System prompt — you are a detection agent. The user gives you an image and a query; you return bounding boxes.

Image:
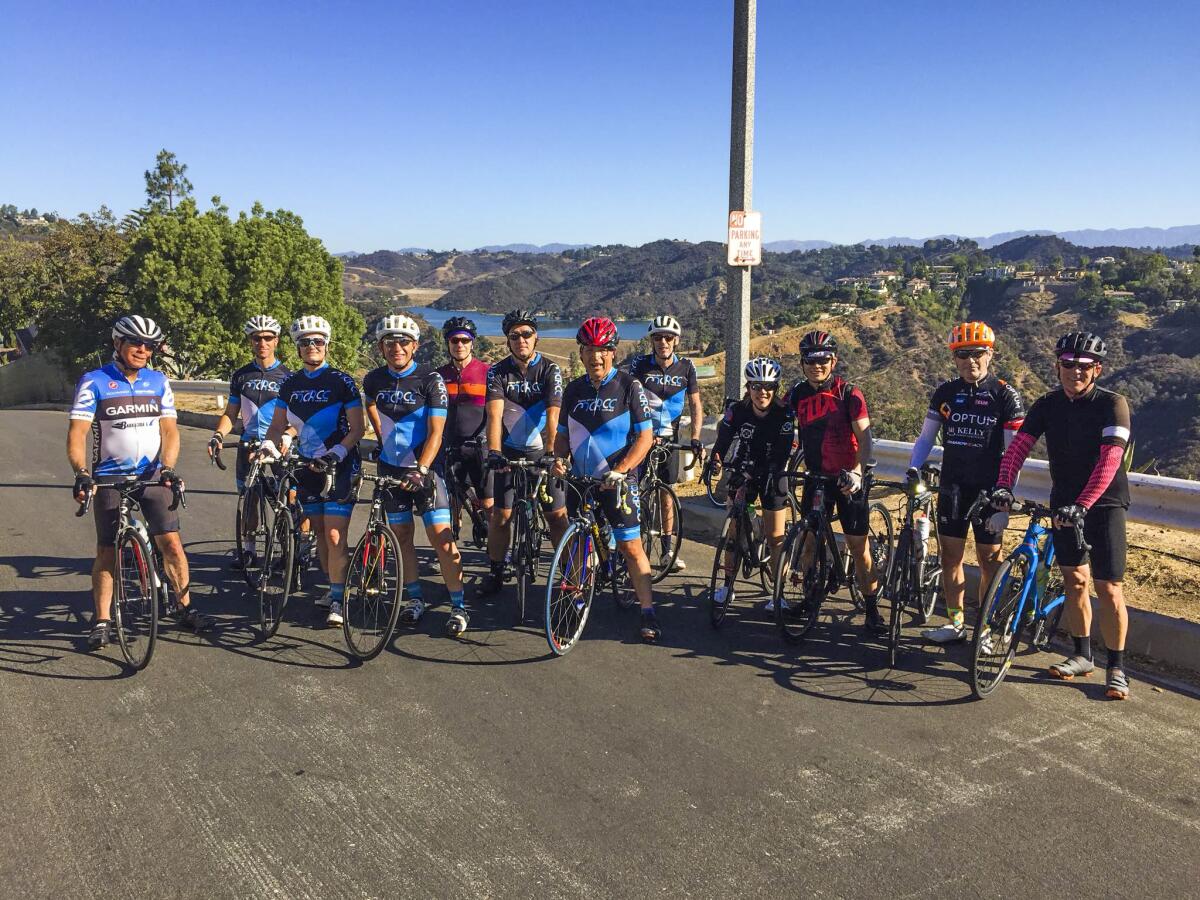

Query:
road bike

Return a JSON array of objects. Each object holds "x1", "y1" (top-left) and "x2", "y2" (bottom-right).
[
  {"x1": 772, "y1": 467, "x2": 893, "y2": 645},
  {"x1": 341, "y1": 471, "x2": 406, "y2": 660},
  {"x1": 212, "y1": 437, "x2": 274, "y2": 587},
  {"x1": 504, "y1": 457, "x2": 555, "y2": 625},
  {"x1": 543, "y1": 476, "x2": 635, "y2": 656},
  {"x1": 638, "y1": 439, "x2": 685, "y2": 581},
  {"x1": 879, "y1": 464, "x2": 944, "y2": 667},
  {"x1": 445, "y1": 437, "x2": 490, "y2": 551},
  {"x1": 75, "y1": 476, "x2": 186, "y2": 671},
  {"x1": 707, "y1": 464, "x2": 786, "y2": 628},
  {"x1": 969, "y1": 494, "x2": 1076, "y2": 699}
]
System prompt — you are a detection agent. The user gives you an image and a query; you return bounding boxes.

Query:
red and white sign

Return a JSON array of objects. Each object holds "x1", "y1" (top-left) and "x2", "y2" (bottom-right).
[{"x1": 727, "y1": 210, "x2": 762, "y2": 266}]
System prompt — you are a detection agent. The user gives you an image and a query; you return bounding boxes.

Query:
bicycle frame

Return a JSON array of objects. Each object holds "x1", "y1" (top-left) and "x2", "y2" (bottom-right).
[{"x1": 994, "y1": 516, "x2": 1063, "y2": 640}]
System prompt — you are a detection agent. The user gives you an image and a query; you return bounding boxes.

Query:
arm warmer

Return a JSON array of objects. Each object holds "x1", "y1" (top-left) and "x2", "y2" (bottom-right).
[
  {"x1": 1076, "y1": 443, "x2": 1125, "y2": 509},
  {"x1": 907, "y1": 415, "x2": 940, "y2": 469},
  {"x1": 996, "y1": 431, "x2": 1036, "y2": 489}
]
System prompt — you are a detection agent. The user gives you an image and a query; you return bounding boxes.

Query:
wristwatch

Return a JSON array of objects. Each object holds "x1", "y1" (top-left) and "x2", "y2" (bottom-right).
[{"x1": 417, "y1": 463, "x2": 429, "y2": 476}]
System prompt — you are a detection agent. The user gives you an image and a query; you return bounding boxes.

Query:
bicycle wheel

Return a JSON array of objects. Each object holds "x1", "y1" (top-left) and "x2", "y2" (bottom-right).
[
  {"x1": 708, "y1": 516, "x2": 742, "y2": 629},
  {"x1": 235, "y1": 480, "x2": 271, "y2": 588},
  {"x1": 1030, "y1": 569, "x2": 1066, "y2": 652},
  {"x1": 113, "y1": 525, "x2": 159, "y2": 670},
  {"x1": 608, "y1": 546, "x2": 636, "y2": 610},
  {"x1": 257, "y1": 510, "x2": 294, "y2": 640},
  {"x1": 918, "y1": 564, "x2": 941, "y2": 624},
  {"x1": 545, "y1": 522, "x2": 598, "y2": 656},
  {"x1": 513, "y1": 501, "x2": 532, "y2": 624},
  {"x1": 775, "y1": 525, "x2": 827, "y2": 644},
  {"x1": 641, "y1": 482, "x2": 681, "y2": 583},
  {"x1": 887, "y1": 549, "x2": 913, "y2": 669},
  {"x1": 448, "y1": 482, "x2": 464, "y2": 545},
  {"x1": 850, "y1": 501, "x2": 895, "y2": 608},
  {"x1": 343, "y1": 524, "x2": 403, "y2": 660},
  {"x1": 970, "y1": 555, "x2": 1030, "y2": 699},
  {"x1": 703, "y1": 460, "x2": 729, "y2": 507}
]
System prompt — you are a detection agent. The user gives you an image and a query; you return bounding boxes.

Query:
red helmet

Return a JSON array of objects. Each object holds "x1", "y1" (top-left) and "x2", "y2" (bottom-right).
[{"x1": 577, "y1": 316, "x2": 619, "y2": 349}]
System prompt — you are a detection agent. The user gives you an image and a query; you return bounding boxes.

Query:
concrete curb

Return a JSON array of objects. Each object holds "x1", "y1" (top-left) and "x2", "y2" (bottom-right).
[{"x1": 678, "y1": 497, "x2": 1200, "y2": 679}]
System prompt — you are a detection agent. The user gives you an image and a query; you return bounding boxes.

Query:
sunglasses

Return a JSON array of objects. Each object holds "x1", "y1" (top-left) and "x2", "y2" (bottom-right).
[
  {"x1": 122, "y1": 338, "x2": 159, "y2": 351},
  {"x1": 447, "y1": 336, "x2": 473, "y2": 345},
  {"x1": 250, "y1": 334, "x2": 277, "y2": 343},
  {"x1": 383, "y1": 337, "x2": 415, "y2": 349},
  {"x1": 1058, "y1": 359, "x2": 1097, "y2": 371},
  {"x1": 954, "y1": 348, "x2": 988, "y2": 360},
  {"x1": 508, "y1": 330, "x2": 536, "y2": 340},
  {"x1": 296, "y1": 337, "x2": 327, "y2": 348},
  {"x1": 652, "y1": 334, "x2": 676, "y2": 341},
  {"x1": 748, "y1": 382, "x2": 778, "y2": 392},
  {"x1": 802, "y1": 355, "x2": 833, "y2": 365}
]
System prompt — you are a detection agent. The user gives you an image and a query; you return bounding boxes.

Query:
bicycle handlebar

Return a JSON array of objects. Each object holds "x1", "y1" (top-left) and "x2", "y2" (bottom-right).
[
  {"x1": 968, "y1": 491, "x2": 1091, "y2": 552},
  {"x1": 74, "y1": 476, "x2": 187, "y2": 516}
]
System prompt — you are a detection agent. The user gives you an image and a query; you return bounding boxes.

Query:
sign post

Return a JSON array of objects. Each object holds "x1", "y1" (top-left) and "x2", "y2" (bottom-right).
[{"x1": 725, "y1": 0, "x2": 756, "y2": 402}]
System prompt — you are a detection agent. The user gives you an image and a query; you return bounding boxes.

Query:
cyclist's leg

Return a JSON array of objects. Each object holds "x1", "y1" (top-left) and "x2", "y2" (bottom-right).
[
  {"x1": 486, "y1": 463, "x2": 516, "y2": 567},
  {"x1": 760, "y1": 474, "x2": 790, "y2": 575},
  {"x1": 1085, "y1": 507, "x2": 1129, "y2": 693},
  {"x1": 836, "y1": 488, "x2": 882, "y2": 628},
  {"x1": 317, "y1": 461, "x2": 355, "y2": 613},
  {"x1": 655, "y1": 451, "x2": 677, "y2": 552},
  {"x1": 91, "y1": 487, "x2": 121, "y2": 622},
  {"x1": 542, "y1": 472, "x2": 569, "y2": 548},
  {"x1": 419, "y1": 473, "x2": 464, "y2": 599},
  {"x1": 1049, "y1": 517, "x2": 1096, "y2": 674},
  {"x1": 140, "y1": 483, "x2": 189, "y2": 605}
]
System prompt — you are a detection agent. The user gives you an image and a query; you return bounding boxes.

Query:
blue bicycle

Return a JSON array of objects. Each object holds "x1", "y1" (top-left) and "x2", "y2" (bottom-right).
[{"x1": 968, "y1": 494, "x2": 1087, "y2": 699}]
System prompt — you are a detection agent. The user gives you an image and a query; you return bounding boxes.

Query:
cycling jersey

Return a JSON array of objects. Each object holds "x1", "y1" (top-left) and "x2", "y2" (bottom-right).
[
  {"x1": 926, "y1": 374, "x2": 1024, "y2": 485},
  {"x1": 712, "y1": 400, "x2": 794, "y2": 482},
  {"x1": 362, "y1": 362, "x2": 448, "y2": 468},
  {"x1": 624, "y1": 353, "x2": 699, "y2": 437},
  {"x1": 558, "y1": 368, "x2": 651, "y2": 477},
  {"x1": 278, "y1": 364, "x2": 362, "y2": 463},
  {"x1": 786, "y1": 376, "x2": 867, "y2": 476},
  {"x1": 69, "y1": 362, "x2": 177, "y2": 479},
  {"x1": 437, "y1": 357, "x2": 489, "y2": 445},
  {"x1": 1018, "y1": 386, "x2": 1131, "y2": 509},
  {"x1": 486, "y1": 353, "x2": 562, "y2": 451},
  {"x1": 228, "y1": 360, "x2": 291, "y2": 440}
]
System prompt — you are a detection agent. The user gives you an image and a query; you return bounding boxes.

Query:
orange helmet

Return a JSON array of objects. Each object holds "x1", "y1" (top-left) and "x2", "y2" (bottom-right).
[{"x1": 947, "y1": 321, "x2": 995, "y2": 350}]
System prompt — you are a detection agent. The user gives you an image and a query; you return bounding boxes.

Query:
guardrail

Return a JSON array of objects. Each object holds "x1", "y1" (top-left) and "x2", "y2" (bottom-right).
[{"x1": 172, "y1": 379, "x2": 229, "y2": 395}]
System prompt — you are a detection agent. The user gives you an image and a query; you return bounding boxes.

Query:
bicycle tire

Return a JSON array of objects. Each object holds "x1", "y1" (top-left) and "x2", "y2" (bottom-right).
[
  {"x1": 235, "y1": 480, "x2": 271, "y2": 588},
  {"x1": 708, "y1": 517, "x2": 742, "y2": 629},
  {"x1": 887, "y1": 535, "x2": 912, "y2": 668},
  {"x1": 641, "y1": 482, "x2": 681, "y2": 583},
  {"x1": 256, "y1": 509, "x2": 294, "y2": 640},
  {"x1": 1031, "y1": 569, "x2": 1066, "y2": 652},
  {"x1": 545, "y1": 521, "x2": 598, "y2": 656},
  {"x1": 113, "y1": 525, "x2": 159, "y2": 670},
  {"x1": 775, "y1": 524, "x2": 827, "y2": 644},
  {"x1": 918, "y1": 564, "x2": 941, "y2": 624},
  {"x1": 448, "y1": 481, "x2": 464, "y2": 546},
  {"x1": 970, "y1": 555, "x2": 1029, "y2": 699},
  {"x1": 702, "y1": 459, "x2": 728, "y2": 507},
  {"x1": 343, "y1": 524, "x2": 403, "y2": 660},
  {"x1": 513, "y1": 500, "x2": 533, "y2": 624}
]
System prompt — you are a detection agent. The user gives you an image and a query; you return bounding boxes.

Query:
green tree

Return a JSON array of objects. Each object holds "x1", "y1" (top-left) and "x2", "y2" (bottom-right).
[{"x1": 144, "y1": 149, "x2": 194, "y2": 212}]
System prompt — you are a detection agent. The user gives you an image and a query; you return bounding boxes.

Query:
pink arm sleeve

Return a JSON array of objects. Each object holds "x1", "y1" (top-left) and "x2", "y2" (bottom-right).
[
  {"x1": 1075, "y1": 443, "x2": 1125, "y2": 509},
  {"x1": 996, "y1": 432, "x2": 1036, "y2": 489}
]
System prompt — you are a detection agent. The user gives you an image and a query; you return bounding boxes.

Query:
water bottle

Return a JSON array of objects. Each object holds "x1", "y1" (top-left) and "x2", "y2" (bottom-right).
[{"x1": 603, "y1": 523, "x2": 617, "y2": 552}]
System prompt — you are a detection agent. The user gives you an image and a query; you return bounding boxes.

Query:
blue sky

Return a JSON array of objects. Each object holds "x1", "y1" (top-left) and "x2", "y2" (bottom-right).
[{"x1": 3, "y1": 0, "x2": 1198, "y2": 251}]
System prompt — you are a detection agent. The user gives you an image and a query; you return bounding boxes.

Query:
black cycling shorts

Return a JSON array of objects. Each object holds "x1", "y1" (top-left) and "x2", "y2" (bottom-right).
[
  {"x1": 936, "y1": 482, "x2": 996, "y2": 544},
  {"x1": 735, "y1": 472, "x2": 792, "y2": 513},
  {"x1": 494, "y1": 447, "x2": 565, "y2": 512},
  {"x1": 800, "y1": 477, "x2": 868, "y2": 537},
  {"x1": 1052, "y1": 505, "x2": 1127, "y2": 582},
  {"x1": 639, "y1": 444, "x2": 678, "y2": 487},
  {"x1": 93, "y1": 480, "x2": 180, "y2": 547},
  {"x1": 378, "y1": 461, "x2": 452, "y2": 529},
  {"x1": 295, "y1": 457, "x2": 358, "y2": 519},
  {"x1": 567, "y1": 476, "x2": 641, "y2": 543},
  {"x1": 447, "y1": 443, "x2": 493, "y2": 501}
]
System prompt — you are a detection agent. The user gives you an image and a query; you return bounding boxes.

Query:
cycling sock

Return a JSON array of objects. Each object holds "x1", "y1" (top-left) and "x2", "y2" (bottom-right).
[
  {"x1": 450, "y1": 589, "x2": 465, "y2": 609},
  {"x1": 947, "y1": 606, "x2": 965, "y2": 628},
  {"x1": 863, "y1": 593, "x2": 879, "y2": 609},
  {"x1": 330, "y1": 583, "x2": 345, "y2": 603},
  {"x1": 405, "y1": 581, "x2": 423, "y2": 601},
  {"x1": 1108, "y1": 648, "x2": 1125, "y2": 670},
  {"x1": 489, "y1": 559, "x2": 505, "y2": 576},
  {"x1": 1073, "y1": 635, "x2": 1092, "y2": 659}
]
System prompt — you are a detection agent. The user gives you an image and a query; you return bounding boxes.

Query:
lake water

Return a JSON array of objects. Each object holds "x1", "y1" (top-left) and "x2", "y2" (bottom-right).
[{"x1": 405, "y1": 308, "x2": 651, "y2": 340}]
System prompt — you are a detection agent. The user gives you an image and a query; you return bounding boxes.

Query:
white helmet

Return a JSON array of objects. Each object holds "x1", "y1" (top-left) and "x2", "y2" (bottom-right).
[
  {"x1": 112, "y1": 315, "x2": 164, "y2": 344},
  {"x1": 244, "y1": 314, "x2": 282, "y2": 336},
  {"x1": 648, "y1": 315, "x2": 681, "y2": 337},
  {"x1": 375, "y1": 314, "x2": 421, "y2": 341},
  {"x1": 289, "y1": 315, "x2": 332, "y2": 343},
  {"x1": 744, "y1": 356, "x2": 782, "y2": 384}
]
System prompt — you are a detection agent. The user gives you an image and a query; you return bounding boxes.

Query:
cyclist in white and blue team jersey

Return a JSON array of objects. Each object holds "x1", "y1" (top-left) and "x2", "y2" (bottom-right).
[
  {"x1": 262, "y1": 315, "x2": 365, "y2": 627},
  {"x1": 553, "y1": 316, "x2": 661, "y2": 642},
  {"x1": 362, "y1": 315, "x2": 471, "y2": 636},
  {"x1": 208, "y1": 314, "x2": 292, "y2": 569},
  {"x1": 67, "y1": 315, "x2": 209, "y2": 650},
  {"x1": 623, "y1": 314, "x2": 704, "y2": 571},
  {"x1": 479, "y1": 309, "x2": 568, "y2": 595}
]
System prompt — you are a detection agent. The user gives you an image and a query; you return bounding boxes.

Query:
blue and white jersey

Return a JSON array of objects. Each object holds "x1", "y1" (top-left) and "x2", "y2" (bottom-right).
[
  {"x1": 278, "y1": 364, "x2": 362, "y2": 462},
  {"x1": 558, "y1": 368, "x2": 652, "y2": 477},
  {"x1": 624, "y1": 353, "x2": 700, "y2": 437},
  {"x1": 69, "y1": 362, "x2": 177, "y2": 478},
  {"x1": 228, "y1": 360, "x2": 291, "y2": 440},
  {"x1": 485, "y1": 352, "x2": 563, "y2": 451},
  {"x1": 363, "y1": 362, "x2": 448, "y2": 468}
]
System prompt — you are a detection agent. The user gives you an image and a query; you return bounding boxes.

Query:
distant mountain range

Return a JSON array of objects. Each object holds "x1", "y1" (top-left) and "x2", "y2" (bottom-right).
[
  {"x1": 338, "y1": 243, "x2": 590, "y2": 258},
  {"x1": 767, "y1": 225, "x2": 1200, "y2": 252}
]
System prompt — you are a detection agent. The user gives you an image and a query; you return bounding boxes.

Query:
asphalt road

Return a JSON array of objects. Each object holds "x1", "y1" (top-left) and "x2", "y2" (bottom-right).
[{"x1": 1, "y1": 409, "x2": 1198, "y2": 899}]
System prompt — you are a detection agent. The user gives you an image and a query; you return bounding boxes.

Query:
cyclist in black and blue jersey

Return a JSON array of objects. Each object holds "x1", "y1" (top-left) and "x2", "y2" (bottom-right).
[
  {"x1": 479, "y1": 309, "x2": 568, "y2": 595},
  {"x1": 553, "y1": 316, "x2": 661, "y2": 641},
  {"x1": 363, "y1": 314, "x2": 471, "y2": 636},
  {"x1": 623, "y1": 314, "x2": 704, "y2": 572},
  {"x1": 262, "y1": 315, "x2": 365, "y2": 628},
  {"x1": 208, "y1": 314, "x2": 292, "y2": 569}
]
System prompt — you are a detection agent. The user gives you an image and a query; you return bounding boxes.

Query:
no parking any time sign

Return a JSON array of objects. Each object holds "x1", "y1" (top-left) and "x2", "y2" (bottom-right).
[{"x1": 727, "y1": 210, "x2": 762, "y2": 266}]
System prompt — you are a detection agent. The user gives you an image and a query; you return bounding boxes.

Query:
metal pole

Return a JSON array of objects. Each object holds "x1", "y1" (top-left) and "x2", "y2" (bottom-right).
[{"x1": 725, "y1": 0, "x2": 755, "y2": 401}]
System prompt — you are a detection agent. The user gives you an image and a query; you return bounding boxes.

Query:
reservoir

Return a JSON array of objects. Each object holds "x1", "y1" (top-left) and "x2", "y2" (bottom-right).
[{"x1": 404, "y1": 308, "x2": 651, "y2": 340}]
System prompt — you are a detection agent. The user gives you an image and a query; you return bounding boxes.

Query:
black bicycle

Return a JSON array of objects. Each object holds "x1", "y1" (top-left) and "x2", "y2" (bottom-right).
[
  {"x1": 505, "y1": 457, "x2": 554, "y2": 625},
  {"x1": 880, "y1": 464, "x2": 944, "y2": 667},
  {"x1": 445, "y1": 437, "x2": 490, "y2": 551},
  {"x1": 772, "y1": 467, "x2": 894, "y2": 645},
  {"x1": 707, "y1": 464, "x2": 781, "y2": 628},
  {"x1": 75, "y1": 476, "x2": 186, "y2": 671},
  {"x1": 638, "y1": 439, "x2": 685, "y2": 581},
  {"x1": 341, "y1": 471, "x2": 406, "y2": 660},
  {"x1": 212, "y1": 437, "x2": 275, "y2": 587}
]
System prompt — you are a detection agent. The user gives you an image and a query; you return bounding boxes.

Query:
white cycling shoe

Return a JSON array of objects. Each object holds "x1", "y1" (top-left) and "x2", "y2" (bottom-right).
[{"x1": 922, "y1": 622, "x2": 967, "y2": 644}]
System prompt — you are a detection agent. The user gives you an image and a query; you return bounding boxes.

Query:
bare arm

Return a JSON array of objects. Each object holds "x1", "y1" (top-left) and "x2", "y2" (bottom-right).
[
  {"x1": 67, "y1": 418, "x2": 92, "y2": 475},
  {"x1": 159, "y1": 417, "x2": 181, "y2": 469},
  {"x1": 214, "y1": 401, "x2": 239, "y2": 438},
  {"x1": 851, "y1": 417, "x2": 873, "y2": 473},
  {"x1": 688, "y1": 392, "x2": 704, "y2": 443},
  {"x1": 542, "y1": 405, "x2": 561, "y2": 454},
  {"x1": 341, "y1": 405, "x2": 365, "y2": 454},
  {"x1": 486, "y1": 398, "x2": 504, "y2": 453},
  {"x1": 364, "y1": 402, "x2": 384, "y2": 453},
  {"x1": 265, "y1": 403, "x2": 292, "y2": 447},
  {"x1": 419, "y1": 415, "x2": 445, "y2": 470}
]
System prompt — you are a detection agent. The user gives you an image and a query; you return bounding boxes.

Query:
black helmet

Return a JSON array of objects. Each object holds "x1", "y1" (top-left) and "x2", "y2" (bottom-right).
[
  {"x1": 1055, "y1": 332, "x2": 1107, "y2": 360},
  {"x1": 442, "y1": 316, "x2": 477, "y2": 340},
  {"x1": 799, "y1": 330, "x2": 837, "y2": 357},
  {"x1": 502, "y1": 309, "x2": 537, "y2": 335}
]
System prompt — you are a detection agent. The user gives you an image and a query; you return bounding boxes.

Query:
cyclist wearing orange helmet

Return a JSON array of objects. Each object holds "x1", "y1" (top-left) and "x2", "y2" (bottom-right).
[{"x1": 907, "y1": 321, "x2": 1025, "y2": 643}]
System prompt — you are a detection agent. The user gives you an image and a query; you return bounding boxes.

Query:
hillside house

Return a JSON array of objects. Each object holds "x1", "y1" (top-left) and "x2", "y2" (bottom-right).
[
  {"x1": 1094, "y1": 256, "x2": 1117, "y2": 266},
  {"x1": 983, "y1": 265, "x2": 1016, "y2": 281},
  {"x1": 905, "y1": 277, "x2": 930, "y2": 295}
]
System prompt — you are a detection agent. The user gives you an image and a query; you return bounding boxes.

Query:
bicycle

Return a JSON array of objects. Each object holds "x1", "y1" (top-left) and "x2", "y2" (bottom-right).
[
  {"x1": 772, "y1": 467, "x2": 894, "y2": 645},
  {"x1": 707, "y1": 464, "x2": 784, "y2": 628},
  {"x1": 212, "y1": 437, "x2": 274, "y2": 587},
  {"x1": 445, "y1": 437, "x2": 490, "y2": 551},
  {"x1": 341, "y1": 470, "x2": 406, "y2": 660},
  {"x1": 543, "y1": 476, "x2": 636, "y2": 656},
  {"x1": 75, "y1": 476, "x2": 186, "y2": 671},
  {"x1": 968, "y1": 494, "x2": 1076, "y2": 699},
  {"x1": 880, "y1": 464, "x2": 944, "y2": 668},
  {"x1": 701, "y1": 438, "x2": 737, "y2": 507},
  {"x1": 638, "y1": 439, "x2": 686, "y2": 581},
  {"x1": 503, "y1": 457, "x2": 555, "y2": 625}
]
